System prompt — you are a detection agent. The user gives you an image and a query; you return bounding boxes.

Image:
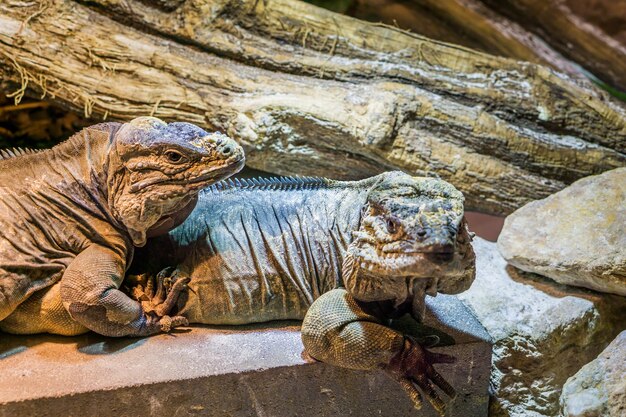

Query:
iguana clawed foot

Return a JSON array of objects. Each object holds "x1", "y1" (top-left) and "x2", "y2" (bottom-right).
[
  {"x1": 129, "y1": 267, "x2": 190, "y2": 333},
  {"x1": 384, "y1": 336, "x2": 456, "y2": 416},
  {"x1": 302, "y1": 288, "x2": 457, "y2": 416}
]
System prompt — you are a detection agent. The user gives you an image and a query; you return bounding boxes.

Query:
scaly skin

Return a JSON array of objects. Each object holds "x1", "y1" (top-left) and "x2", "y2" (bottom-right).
[
  {"x1": 127, "y1": 171, "x2": 475, "y2": 414},
  {"x1": 0, "y1": 117, "x2": 244, "y2": 337}
]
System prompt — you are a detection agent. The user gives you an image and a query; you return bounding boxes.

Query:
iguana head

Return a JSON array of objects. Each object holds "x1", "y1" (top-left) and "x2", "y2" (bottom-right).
[
  {"x1": 343, "y1": 171, "x2": 475, "y2": 321},
  {"x1": 107, "y1": 117, "x2": 244, "y2": 246}
]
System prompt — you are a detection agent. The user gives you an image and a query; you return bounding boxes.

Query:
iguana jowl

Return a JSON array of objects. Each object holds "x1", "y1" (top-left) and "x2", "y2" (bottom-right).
[
  {"x1": 129, "y1": 171, "x2": 475, "y2": 414},
  {"x1": 0, "y1": 117, "x2": 244, "y2": 337}
]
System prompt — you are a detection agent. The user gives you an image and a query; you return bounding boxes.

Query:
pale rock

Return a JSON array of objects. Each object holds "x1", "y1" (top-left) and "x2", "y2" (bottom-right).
[
  {"x1": 560, "y1": 331, "x2": 626, "y2": 417},
  {"x1": 497, "y1": 167, "x2": 626, "y2": 296},
  {"x1": 458, "y1": 238, "x2": 626, "y2": 417}
]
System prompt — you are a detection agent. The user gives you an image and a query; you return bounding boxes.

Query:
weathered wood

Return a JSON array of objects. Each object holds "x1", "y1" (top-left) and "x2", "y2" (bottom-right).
[
  {"x1": 0, "y1": 0, "x2": 624, "y2": 215},
  {"x1": 352, "y1": 0, "x2": 626, "y2": 93},
  {"x1": 352, "y1": 0, "x2": 588, "y2": 82},
  {"x1": 481, "y1": 0, "x2": 626, "y2": 92}
]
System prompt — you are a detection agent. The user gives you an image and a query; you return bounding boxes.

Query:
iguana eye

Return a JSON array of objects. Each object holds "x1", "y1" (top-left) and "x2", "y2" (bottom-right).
[
  {"x1": 386, "y1": 218, "x2": 398, "y2": 234},
  {"x1": 165, "y1": 150, "x2": 185, "y2": 163}
]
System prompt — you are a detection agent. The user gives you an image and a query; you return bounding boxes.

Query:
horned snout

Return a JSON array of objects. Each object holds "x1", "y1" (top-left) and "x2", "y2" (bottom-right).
[
  {"x1": 410, "y1": 212, "x2": 459, "y2": 264},
  {"x1": 194, "y1": 133, "x2": 243, "y2": 161},
  {"x1": 217, "y1": 137, "x2": 241, "y2": 159}
]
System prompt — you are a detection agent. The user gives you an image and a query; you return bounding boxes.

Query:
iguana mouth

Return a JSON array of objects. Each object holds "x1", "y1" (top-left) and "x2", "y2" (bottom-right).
[
  {"x1": 130, "y1": 158, "x2": 244, "y2": 193},
  {"x1": 172, "y1": 159, "x2": 244, "y2": 187},
  {"x1": 380, "y1": 250, "x2": 456, "y2": 265},
  {"x1": 344, "y1": 238, "x2": 474, "y2": 317},
  {"x1": 143, "y1": 155, "x2": 241, "y2": 235},
  {"x1": 357, "y1": 250, "x2": 461, "y2": 275}
]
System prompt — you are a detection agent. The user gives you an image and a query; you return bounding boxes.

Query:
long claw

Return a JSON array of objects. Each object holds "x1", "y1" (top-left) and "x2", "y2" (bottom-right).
[
  {"x1": 144, "y1": 272, "x2": 155, "y2": 299},
  {"x1": 429, "y1": 368, "x2": 456, "y2": 398},
  {"x1": 422, "y1": 334, "x2": 441, "y2": 348},
  {"x1": 415, "y1": 376, "x2": 446, "y2": 416},
  {"x1": 428, "y1": 351, "x2": 457, "y2": 364},
  {"x1": 397, "y1": 377, "x2": 423, "y2": 410},
  {"x1": 153, "y1": 270, "x2": 168, "y2": 305}
]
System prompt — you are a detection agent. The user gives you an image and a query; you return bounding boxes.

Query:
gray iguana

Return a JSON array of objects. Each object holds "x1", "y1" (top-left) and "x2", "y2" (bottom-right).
[
  {"x1": 128, "y1": 171, "x2": 475, "y2": 414},
  {"x1": 0, "y1": 117, "x2": 244, "y2": 337}
]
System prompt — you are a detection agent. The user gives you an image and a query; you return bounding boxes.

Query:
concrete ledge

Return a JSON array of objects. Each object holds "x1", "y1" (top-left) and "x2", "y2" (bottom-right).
[{"x1": 0, "y1": 295, "x2": 491, "y2": 417}]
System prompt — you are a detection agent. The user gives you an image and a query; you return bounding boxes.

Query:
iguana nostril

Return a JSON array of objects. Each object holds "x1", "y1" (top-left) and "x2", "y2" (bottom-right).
[
  {"x1": 214, "y1": 137, "x2": 243, "y2": 161},
  {"x1": 417, "y1": 229, "x2": 427, "y2": 238}
]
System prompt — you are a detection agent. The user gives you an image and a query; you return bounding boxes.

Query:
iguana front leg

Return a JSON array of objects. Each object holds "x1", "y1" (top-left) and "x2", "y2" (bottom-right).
[
  {"x1": 301, "y1": 288, "x2": 456, "y2": 416},
  {"x1": 60, "y1": 245, "x2": 188, "y2": 337}
]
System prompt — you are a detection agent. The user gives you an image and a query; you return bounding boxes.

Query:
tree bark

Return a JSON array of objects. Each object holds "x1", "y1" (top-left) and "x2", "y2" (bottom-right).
[
  {"x1": 481, "y1": 0, "x2": 626, "y2": 92},
  {"x1": 351, "y1": 0, "x2": 626, "y2": 93},
  {"x1": 0, "y1": 0, "x2": 624, "y2": 215},
  {"x1": 351, "y1": 0, "x2": 589, "y2": 83}
]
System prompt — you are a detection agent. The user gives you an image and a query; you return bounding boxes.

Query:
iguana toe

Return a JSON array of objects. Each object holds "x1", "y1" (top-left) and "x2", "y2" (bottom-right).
[
  {"x1": 127, "y1": 268, "x2": 191, "y2": 333},
  {"x1": 154, "y1": 275, "x2": 190, "y2": 317},
  {"x1": 384, "y1": 337, "x2": 456, "y2": 416},
  {"x1": 154, "y1": 266, "x2": 178, "y2": 304},
  {"x1": 158, "y1": 315, "x2": 189, "y2": 333}
]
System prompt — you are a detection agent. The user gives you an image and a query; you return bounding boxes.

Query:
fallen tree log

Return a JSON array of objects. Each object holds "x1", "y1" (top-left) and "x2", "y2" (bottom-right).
[
  {"x1": 0, "y1": 0, "x2": 624, "y2": 215},
  {"x1": 351, "y1": 0, "x2": 589, "y2": 82},
  {"x1": 351, "y1": 0, "x2": 626, "y2": 93},
  {"x1": 481, "y1": 0, "x2": 626, "y2": 93}
]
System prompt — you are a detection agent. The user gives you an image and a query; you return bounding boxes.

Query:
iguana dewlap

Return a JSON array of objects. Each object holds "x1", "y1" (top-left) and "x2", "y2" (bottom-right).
[
  {"x1": 0, "y1": 117, "x2": 244, "y2": 337},
  {"x1": 129, "y1": 171, "x2": 475, "y2": 414}
]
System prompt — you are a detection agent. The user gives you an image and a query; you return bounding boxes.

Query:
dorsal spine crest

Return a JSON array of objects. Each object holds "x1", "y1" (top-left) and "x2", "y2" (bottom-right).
[
  {"x1": 208, "y1": 176, "x2": 329, "y2": 193},
  {"x1": 0, "y1": 147, "x2": 41, "y2": 160}
]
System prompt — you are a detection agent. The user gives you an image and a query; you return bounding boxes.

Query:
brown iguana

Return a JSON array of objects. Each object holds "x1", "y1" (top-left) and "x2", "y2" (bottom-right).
[
  {"x1": 0, "y1": 117, "x2": 244, "y2": 337},
  {"x1": 128, "y1": 171, "x2": 476, "y2": 414}
]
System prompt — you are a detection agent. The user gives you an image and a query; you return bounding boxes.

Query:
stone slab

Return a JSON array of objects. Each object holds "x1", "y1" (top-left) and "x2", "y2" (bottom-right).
[
  {"x1": 459, "y1": 237, "x2": 626, "y2": 417},
  {"x1": 560, "y1": 331, "x2": 626, "y2": 417},
  {"x1": 0, "y1": 295, "x2": 490, "y2": 417}
]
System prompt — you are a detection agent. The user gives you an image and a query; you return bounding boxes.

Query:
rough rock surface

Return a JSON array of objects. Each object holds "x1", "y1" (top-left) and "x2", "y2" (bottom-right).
[
  {"x1": 0, "y1": 295, "x2": 491, "y2": 417},
  {"x1": 458, "y1": 238, "x2": 626, "y2": 417},
  {"x1": 560, "y1": 331, "x2": 626, "y2": 417},
  {"x1": 497, "y1": 168, "x2": 626, "y2": 296}
]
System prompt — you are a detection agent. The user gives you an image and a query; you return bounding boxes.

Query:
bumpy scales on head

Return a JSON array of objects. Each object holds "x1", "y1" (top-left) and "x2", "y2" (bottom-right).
[
  {"x1": 343, "y1": 171, "x2": 475, "y2": 322},
  {"x1": 108, "y1": 117, "x2": 245, "y2": 245}
]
